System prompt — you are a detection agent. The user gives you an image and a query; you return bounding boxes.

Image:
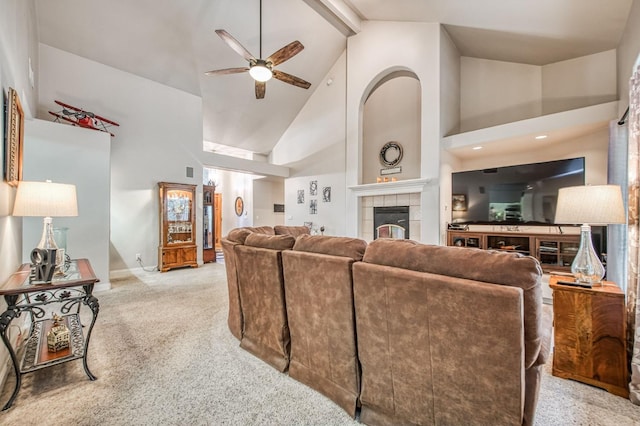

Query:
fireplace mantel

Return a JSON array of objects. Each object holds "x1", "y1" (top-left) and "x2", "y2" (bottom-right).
[{"x1": 349, "y1": 178, "x2": 432, "y2": 197}]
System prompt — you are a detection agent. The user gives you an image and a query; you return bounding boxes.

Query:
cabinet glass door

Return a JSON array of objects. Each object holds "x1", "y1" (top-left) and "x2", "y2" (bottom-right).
[
  {"x1": 166, "y1": 189, "x2": 193, "y2": 244},
  {"x1": 203, "y1": 205, "x2": 213, "y2": 249},
  {"x1": 559, "y1": 241, "x2": 579, "y2": 267}
]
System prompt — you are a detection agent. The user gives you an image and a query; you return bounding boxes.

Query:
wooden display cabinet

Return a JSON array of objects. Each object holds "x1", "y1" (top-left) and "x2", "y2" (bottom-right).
[
  {"x1": 203, "y1": 184, "x2": 216, "y2": 263},
  {"x1": 158, "y1": 182, "x2": 198, "y2": 272},
  {"x1": 549, "y1": 276, "x2": 629, "y2": 398}
]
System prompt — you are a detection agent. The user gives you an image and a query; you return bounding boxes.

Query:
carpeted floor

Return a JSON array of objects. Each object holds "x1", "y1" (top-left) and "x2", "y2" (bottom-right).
[{"x1": 1, "y1": 262, "x2": 639, "y2": 425}]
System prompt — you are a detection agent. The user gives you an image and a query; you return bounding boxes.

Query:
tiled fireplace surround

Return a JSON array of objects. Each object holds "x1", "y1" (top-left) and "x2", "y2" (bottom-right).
[{"x1": 360, "y1": 192, "x2": 421, "y2": 242}]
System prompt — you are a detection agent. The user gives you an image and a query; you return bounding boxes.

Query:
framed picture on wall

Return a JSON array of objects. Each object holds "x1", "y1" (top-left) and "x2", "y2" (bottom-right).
[
  {"x1": 309, "y1": 180, "x2": 318, "y2": 196},
  {"x1": 452, "y1": 194, "x2": 467, "y2": 211},
  {"x1": 5, "y1": 87, "x2": 24, "y2": 187},
  {"x1": 234, "y1": 196, "x2": 244, "y2": 216},
  {"x1": 322, "y1": 186, "x2": 331, "y2": 202},
  {"x1": 297, "y1": 190, "x2": 304, "y2": 204},
  {"x1": 310, "y1": 199, "x2": 317, "y2": 214}
]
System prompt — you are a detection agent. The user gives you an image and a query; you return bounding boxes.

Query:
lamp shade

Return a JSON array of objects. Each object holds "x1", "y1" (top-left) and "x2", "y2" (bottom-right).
[
  {"x1": 554, "y1": 185, "x2": 626, "y2": 225},
  {"x1": 249, "y1": 60, "x2": 273, "y2": 82},
  {"x1": 12, "y1": 180, "x2": 78, "y2": 217}
]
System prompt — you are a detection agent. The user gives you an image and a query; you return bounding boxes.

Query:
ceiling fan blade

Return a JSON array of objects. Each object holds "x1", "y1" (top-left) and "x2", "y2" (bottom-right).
[
  {"x1": 205, "y1": 67, "x2": 249, "y2": 76},
  {"x1": 255, "y1": 81, "x2": 266, "y2": 99},
  {"x1": 272, "y1": 70, "x2": 311, "y2": 89},
  {"x1": 266, "y1": 41, "x2": 304, "y2": 66},
  {"x1": 215, "y1": 29, "x2": 256, "y2": 62}
]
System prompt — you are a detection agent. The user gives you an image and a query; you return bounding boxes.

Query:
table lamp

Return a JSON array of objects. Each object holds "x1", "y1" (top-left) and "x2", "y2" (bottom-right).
[
  {"x1": 12, "y1": 180, "x2": 78, "y2": 266},
  {"x1": 554, "y1": 184, "x2": 626, "y2": 286}
]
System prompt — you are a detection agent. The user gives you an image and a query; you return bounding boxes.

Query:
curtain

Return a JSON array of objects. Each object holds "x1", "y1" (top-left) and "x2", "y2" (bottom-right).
[{"x1": 628, "y1": 65, "x2": 640, "y2": 404}]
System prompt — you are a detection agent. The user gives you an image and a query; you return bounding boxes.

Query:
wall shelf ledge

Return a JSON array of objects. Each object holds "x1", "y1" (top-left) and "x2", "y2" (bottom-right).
[{"x1": 349, "y1": 178, "x2": 432, "y2": 197}]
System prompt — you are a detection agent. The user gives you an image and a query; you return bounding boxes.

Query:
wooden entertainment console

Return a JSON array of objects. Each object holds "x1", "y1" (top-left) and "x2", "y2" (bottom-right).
[{"x1": 446, "y1": 230, "x2": 582, "y2": 273}]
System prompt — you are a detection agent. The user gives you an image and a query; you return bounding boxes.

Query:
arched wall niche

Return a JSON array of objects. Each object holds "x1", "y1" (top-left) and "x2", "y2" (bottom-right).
[{"x1": 361, "y1": 68, "x2": 422, "y2": 184}]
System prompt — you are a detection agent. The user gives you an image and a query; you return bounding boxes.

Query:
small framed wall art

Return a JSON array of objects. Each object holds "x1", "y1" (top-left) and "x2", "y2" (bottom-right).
[
  {"x1": 235, "y1": 196, "x2": 244, "y2": 216},
  {"x1": 5, "y1": 87, "x2": 24, "y2": 186}
]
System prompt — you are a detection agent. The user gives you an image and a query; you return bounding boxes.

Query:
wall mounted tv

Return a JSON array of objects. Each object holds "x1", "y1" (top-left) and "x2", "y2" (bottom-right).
[{"x1": 451, "y1": 157, "x2": 585, "y2": 225}]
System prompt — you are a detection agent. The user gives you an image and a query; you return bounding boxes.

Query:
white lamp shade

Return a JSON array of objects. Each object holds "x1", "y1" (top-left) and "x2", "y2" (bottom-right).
[
  {"x1": 554, "y1": 185, "x2": 625, "y2": 225},
  {"x1": 249, "y1": 64, "x2": 273, "y2": 82},
  {"x1": 12, "y1": 180, "x2": 78, "y2": 217}
]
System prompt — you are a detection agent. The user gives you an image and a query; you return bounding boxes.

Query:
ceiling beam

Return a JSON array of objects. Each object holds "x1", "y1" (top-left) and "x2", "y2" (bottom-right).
[
  {"x1": 303, "y1": 0, "x2": 362, "y2": 36},
  {"x1": 202, "y1": 151, "x2": 290, "y2": 178}
]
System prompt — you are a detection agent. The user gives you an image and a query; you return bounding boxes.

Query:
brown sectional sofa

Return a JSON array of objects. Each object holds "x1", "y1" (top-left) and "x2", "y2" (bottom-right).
[{"x1": 222, "y1": 228, "x2": 551, "y2": 426}]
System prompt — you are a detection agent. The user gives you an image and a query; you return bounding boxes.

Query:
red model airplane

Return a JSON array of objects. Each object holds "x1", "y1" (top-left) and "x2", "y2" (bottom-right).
[{"x1": 48, "y1": 100, "x2": 119, "y2": 137}]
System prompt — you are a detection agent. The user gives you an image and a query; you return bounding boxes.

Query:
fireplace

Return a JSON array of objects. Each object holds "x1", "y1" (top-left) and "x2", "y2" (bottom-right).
[{"x1": 374, "y1": 206, "x2": 410, "y2": 239}]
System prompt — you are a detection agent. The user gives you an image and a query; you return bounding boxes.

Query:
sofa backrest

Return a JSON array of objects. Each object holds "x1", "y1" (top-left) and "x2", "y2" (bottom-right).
[
  {"x1": 274, "y1": 225, "x2": 311, "y2": 237},
  {"x1": 291, "y1": 234, "x2": 366, "y2": 260},
  {"x1": 362, "y1": 238, "x2": 543, "y2": 368},
  {"x1": 281, "y1": 235, "x2": 367, "y2": 416},
  {"x1": 226, "y1": 226, "x2": 275, "y2": 244},
  {"x1": 234, "y1": 233, "x2": 296, "y2": 372},
  {"x1": 353, "y1": 238, "x2": 543, "y2": 425}
]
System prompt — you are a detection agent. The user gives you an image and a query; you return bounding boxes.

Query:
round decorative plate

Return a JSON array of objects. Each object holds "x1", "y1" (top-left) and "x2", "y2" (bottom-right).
[
  {"x1": 379, "y1": 141, "x2": 403, "y2": 167},
  {"x1": 235, "y1": 196, "x2": 244, "y2": 216}
]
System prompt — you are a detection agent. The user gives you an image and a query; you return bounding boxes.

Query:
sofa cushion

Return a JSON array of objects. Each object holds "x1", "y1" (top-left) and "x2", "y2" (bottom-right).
[
  {"x1": 363, "y1": 238, "x2": 543, "y2": 370},
  {"x1": 274, "y1": 225, "x2": 311, "y2": 237},
  {"x1": 245, "y1": 233, "x2": 296, "y2": 251},
  {"x1": 292, "y1": 234, "x2": 367, "y2": 261},
  {"x1": 226, "y1": 226, "x2": 275, "y2": 244}
]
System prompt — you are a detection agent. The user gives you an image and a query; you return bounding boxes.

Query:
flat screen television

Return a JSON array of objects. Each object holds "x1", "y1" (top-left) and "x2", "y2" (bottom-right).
[{"x1": 451, "y1": 157, "x2": 585, "y2": 225}]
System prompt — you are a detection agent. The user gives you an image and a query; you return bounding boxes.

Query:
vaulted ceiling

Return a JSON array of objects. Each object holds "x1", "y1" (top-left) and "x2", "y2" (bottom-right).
[{"x1": 35, "y1": 0, "x2": 633, "y2": 155}]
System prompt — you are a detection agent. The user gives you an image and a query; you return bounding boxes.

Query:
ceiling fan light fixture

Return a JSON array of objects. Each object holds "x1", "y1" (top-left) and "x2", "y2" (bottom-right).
[{"x1": 249, "y1": 60, "x2": 272, "y2": 82}]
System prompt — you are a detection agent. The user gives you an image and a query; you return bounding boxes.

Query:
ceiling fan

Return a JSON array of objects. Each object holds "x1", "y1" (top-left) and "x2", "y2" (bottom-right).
[{"x1": 205, "y1": 0, "x2": 311, "y2": 99}]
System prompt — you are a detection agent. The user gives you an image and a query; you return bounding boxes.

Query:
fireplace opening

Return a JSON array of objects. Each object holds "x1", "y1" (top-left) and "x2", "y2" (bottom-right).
[{"x1": 374, "y1": 206, "x2": 410, "y2": 240}]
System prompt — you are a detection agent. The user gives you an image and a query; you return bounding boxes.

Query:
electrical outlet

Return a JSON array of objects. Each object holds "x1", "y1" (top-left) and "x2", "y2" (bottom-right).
[{"x1": 136, "y1": 253, "x2": 141, "y2": 262}]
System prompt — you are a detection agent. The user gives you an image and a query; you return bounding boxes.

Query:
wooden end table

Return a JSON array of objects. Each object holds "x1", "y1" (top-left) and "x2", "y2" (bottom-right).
[
  {"x1": 0, "y1": 259, "x2": 100, "y2": 410},
  {"x1": 549, "y1": 275, "x2": 629, "y2": 398}
]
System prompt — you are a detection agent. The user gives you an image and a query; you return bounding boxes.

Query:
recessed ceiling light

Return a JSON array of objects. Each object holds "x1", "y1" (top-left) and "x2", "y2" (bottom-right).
[
  {"x1": 535, "y1": 135, "x2": 548, "y2": 140},
  {"x1": 472, "y1": 146, "x2": 483, "y2": 150}
]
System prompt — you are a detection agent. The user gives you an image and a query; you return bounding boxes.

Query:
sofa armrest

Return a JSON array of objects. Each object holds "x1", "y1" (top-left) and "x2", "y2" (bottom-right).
[{"x1": 533, "y1": 305, "x2": 553, "y2": 367}]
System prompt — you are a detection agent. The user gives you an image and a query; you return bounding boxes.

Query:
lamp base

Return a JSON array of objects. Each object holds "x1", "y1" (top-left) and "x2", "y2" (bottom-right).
[
  {"x1": 37, "y1": 217, "x2": 66, "y2": 275},
  {"x1": 570, "y1": 224, "x2": 605, "y2": 286}
]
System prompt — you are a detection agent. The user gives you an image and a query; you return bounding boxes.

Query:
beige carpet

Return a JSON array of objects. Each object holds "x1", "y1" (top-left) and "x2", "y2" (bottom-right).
[{"x1": 1, "y1": 262, "x2": 639, "y2": 425}]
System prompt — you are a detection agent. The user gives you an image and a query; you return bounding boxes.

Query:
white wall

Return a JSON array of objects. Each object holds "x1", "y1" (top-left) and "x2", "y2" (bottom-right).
[
  {"x1": 362, "y1": 75, "x2": 421, "y2": 183},
  {"x1": 22, "y1": 119, "x2": 110, "y2": 288},
  {"x1": 542, "y1": 50, "x2": 617, "y2": 114},
  {"x1": 0, "y1": 0, "x2": 38, "y2": 284},
  {"x1": 38, "y1": 44, "x2": 203, "y2": 272},
  {"x1": 253, "y1": 178, "x2": 284, "y2": 227},
  {"x1": 440, "y1": 27, "x2": 461, "y2": 137},
  {"x1": 346, "y1": 21, "x2": 442, "y2": 243},
  {"x1": 460, "y1": 57, "x2": 542, "y2": 132},
  {"x1": 272, "y1": 51, "x2": 348, "y2": 236},
  {"x1": 460, "y1": 51, "x2": 618, "y2": 133}
]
